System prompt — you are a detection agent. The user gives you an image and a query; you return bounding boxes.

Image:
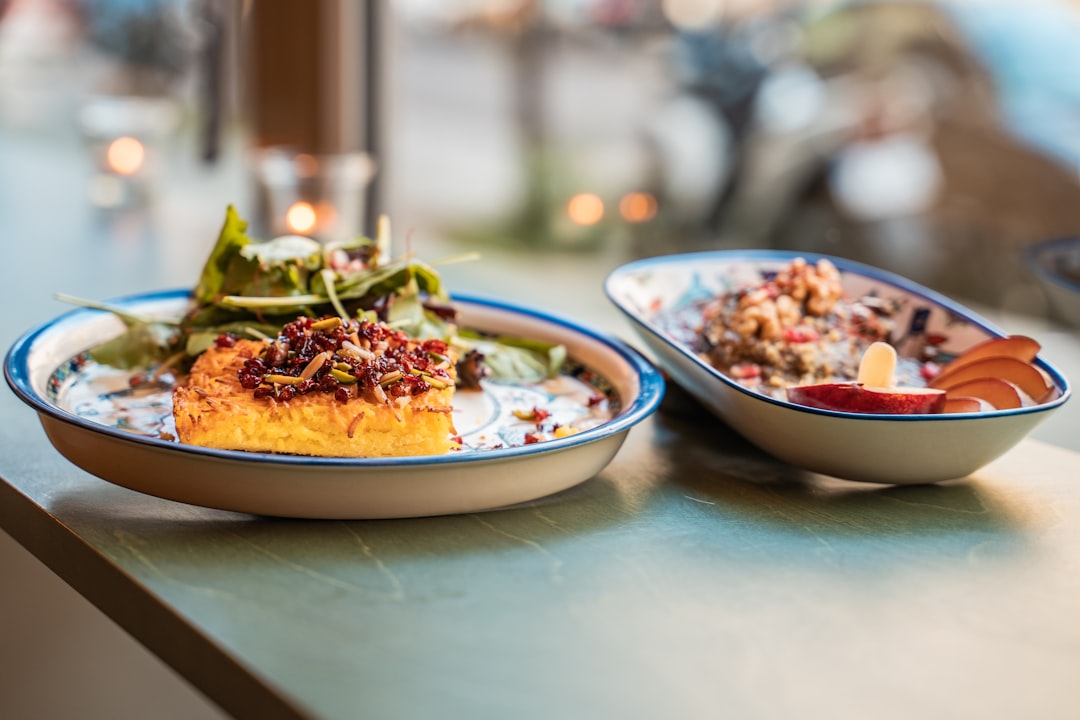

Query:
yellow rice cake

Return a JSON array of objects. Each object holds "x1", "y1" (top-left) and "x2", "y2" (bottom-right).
[{"x1": 173, "y1": 340, "x2": 457, "y2": 457}]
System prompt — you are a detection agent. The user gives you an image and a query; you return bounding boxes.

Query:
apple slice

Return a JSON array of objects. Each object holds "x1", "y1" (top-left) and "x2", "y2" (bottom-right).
[
  {"x1": 943, "y1": 396, "x2": 987, "y2": 414},
  {"x1": 943, "y1": 377, "x2": 1022, "y2": 410},
  {"x1": 787, "y1": 383, "x2": 946, "y2": 414},
  {"x1": 938, "y1": 335, "x2": 1040, "y2": 374},
  {"x1": 786, "y1": 341, "x2": 946, "y2": 414},
  {"x1": 928, "y1": 356, "x2": 1053, "y2": 402}
]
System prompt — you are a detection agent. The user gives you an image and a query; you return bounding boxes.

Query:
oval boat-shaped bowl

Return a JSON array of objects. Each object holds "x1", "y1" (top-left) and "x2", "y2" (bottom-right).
[
  {"x1": 606, "y1": 250, "x2": 1071, "y2": 484},
  {"x1": 5, "y1": 291, "x2": 664, "y2": 518}
]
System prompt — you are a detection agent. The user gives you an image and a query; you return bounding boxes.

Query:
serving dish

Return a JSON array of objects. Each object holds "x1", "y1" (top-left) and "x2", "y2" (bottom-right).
[
  {"x1": 5, "y1": 290, "x2": 664, "y2": 518},
  {"x1": 1025, "y1": 236, "x2": 1080, "y2": 327},
  {"x1": 606, "y1": 250, "x2": 1070, "y2": 484}
]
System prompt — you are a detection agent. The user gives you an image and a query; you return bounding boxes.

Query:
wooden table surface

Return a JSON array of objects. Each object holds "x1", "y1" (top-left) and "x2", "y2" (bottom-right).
[{"x1": 3, "y1": 133, "x2": 1080, "y2": 720}]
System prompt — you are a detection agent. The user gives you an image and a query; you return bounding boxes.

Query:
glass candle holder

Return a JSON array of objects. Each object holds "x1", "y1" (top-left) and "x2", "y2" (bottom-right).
[
  {"x1": 77, "y1": 94, "x2": 180, "y2": 209},
  {"x1": 253, "y1": 147, "x2": 377, "y2": 243}
]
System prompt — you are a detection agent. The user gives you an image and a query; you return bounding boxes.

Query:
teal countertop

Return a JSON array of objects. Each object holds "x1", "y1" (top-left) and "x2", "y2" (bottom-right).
[{"x1": 5, "y1": 382, "x2": 1080, "y2": 719}]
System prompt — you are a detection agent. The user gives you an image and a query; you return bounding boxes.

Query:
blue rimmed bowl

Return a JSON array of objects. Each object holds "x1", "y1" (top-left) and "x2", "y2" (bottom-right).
[
  {"x1": 606, "y1": 250, "x2": 1071, "y2": 484},
  {"x1": 1026, "y1": 236, "x2": 1080, "y2": 327}
]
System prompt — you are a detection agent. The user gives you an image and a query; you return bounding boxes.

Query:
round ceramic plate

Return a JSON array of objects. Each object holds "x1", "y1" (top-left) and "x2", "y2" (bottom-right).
[{"x1": 5, "y1": 291, "x2": 664, "y2": 518}]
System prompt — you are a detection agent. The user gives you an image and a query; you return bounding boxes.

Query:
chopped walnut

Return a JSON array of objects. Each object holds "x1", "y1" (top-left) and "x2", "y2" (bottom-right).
[
  {"x1": 723, "y1": 258, "x2": 843, "y2": 342},
  {"x1": 696, "y1": 257, "x2": 896, "y2": 397}
]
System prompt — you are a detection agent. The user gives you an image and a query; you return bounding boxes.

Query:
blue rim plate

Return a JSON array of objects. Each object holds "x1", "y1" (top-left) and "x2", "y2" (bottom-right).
[{"x1": 5, "y1": 291, "x2": 664, "y2": 518}]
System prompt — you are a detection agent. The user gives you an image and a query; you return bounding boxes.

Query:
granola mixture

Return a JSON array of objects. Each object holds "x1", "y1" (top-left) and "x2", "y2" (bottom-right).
[{"x1": 698, "y1": 257, "x2": 898, "y2": 397}]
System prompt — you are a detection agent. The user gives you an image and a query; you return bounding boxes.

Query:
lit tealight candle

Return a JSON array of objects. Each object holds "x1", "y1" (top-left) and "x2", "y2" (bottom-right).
[
  {"x1": 106, "y1": 136, "x2": 145, "y2": 176},
  {"x1": 285, "y1": 201, "x2": 318, "y2": 235}
]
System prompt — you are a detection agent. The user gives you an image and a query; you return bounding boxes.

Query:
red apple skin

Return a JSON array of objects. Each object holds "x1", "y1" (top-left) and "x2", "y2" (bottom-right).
[{"x1": 786, "y1": 383, "x2": 947, "y2": 415}]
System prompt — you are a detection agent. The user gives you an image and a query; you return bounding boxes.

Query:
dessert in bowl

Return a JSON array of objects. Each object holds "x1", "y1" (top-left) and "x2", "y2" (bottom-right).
[{"x1": 605, "y1": 250, "x2": 1071, "y2": 484}]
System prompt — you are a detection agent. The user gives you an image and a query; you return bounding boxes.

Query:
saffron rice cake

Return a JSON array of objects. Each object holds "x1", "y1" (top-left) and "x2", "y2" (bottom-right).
[{"x1": 173, "y1": 317, "x2": 458, "y2": 458}]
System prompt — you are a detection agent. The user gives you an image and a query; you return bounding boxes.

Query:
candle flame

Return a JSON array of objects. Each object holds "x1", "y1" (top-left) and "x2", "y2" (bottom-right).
[
  {"x1": 106, "y1": 136, "x2": 145, "y2": 176},
  {"x1": 285, "y1": 201, "x2": 318, "y2": 235}
]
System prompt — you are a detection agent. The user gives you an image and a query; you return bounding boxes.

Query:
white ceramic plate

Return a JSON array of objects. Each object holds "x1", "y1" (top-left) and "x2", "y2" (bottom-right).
[
  {"x1": 606, "y1": 250, "x2": 1071, "y2": 484},
  {"x1": 5, "y1": 291, "x2": 664, "y2": 518}
]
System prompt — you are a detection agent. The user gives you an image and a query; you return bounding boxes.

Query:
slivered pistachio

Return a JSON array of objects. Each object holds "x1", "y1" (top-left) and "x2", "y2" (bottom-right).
[
  {"x1": 333, "y1": 361, "x2": 352, "y2": 371},
  {"x1": 378, "y1": 370, "x2": 403, "y2": 386},
  {"x1": 408, "y1": 367, "x2": 451, "y2": 389},
  {"x1": 330, "y1": 368, "x2": 358, "y2": 384},
  {"x1": 311, "y1": 316, "x2": 343, "y2": 332},
  {"x1": 424, "y1": 375, "x2": 450, "y2": 389}
]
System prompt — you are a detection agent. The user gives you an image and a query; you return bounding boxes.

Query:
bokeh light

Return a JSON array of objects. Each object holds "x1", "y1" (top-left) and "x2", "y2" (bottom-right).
[
  {"x1": 567, "y1": 193, "x2": 605, "y2": 226},
  {"x1": 619, "y1": 192, "x2": 658, "y2": 223},
  {"x1": 105, "y1": 136, "x2": 145, "y2": 176},
  {"x1": 285, "y1": 201, "x2": 318, "y2": 235}
]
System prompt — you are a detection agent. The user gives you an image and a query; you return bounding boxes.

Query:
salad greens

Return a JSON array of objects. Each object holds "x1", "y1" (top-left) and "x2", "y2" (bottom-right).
[{"x1": 62, "y1": 205, "x2": 564, "y2": 383}]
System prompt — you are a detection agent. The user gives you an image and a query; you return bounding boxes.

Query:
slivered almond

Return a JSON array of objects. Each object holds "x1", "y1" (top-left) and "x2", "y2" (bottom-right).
[{"x1": 299, "y1": 351, "x2": 331, "y2": 381}]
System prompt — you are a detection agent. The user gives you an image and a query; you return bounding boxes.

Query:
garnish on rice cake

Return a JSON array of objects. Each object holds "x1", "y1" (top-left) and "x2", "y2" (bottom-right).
[
  {"x1": 173, "y1": 315, "x2": 458, "y2": 457},
  {"x1": 59, "y1": 206, "x2": 564, "y2": 390},
  {"x1": 59, "y1": 205, "x2": 569, "y2": 454}
]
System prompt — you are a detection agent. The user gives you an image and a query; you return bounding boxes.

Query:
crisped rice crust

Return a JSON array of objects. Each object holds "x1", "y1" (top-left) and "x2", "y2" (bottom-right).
[{"x1": 173, "y1": 340, "x2": 457, "y2": 457}]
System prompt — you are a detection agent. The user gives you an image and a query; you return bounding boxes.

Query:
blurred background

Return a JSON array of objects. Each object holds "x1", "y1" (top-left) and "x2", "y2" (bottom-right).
[
  {"x1": 3, "y1": 0, "x2": 1080, "y2": 312},
  {"x1": 2, "y1": 0, "x2": 1080, "y2": 717}
]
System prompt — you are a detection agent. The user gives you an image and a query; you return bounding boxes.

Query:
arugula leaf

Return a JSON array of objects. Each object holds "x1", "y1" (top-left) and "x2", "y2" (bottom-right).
[
  {"x1": 329, "y1": 259, "x2": 414, "y2": 301},
  {"x1": 194, "y1": 206, "x2": 326, "y2": 310},
  {"x1": 193, "y1": 204, "x2": 251, "y2": 305},
  {"x1": 235, "y1": 235, "x2": 322, "y2": 300},
  {"x1": 88, "y1": 320, "x2": 180, "y2": 370},
  {"x1": 409, "y1": 259, "x2": 448, "y2": 300},
  {"x1": 454, "y1": 329, "x2": 566, "y2": 383},
  {"x1": 55, "y1": 294, "x2": 183, "y2": 369}
]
